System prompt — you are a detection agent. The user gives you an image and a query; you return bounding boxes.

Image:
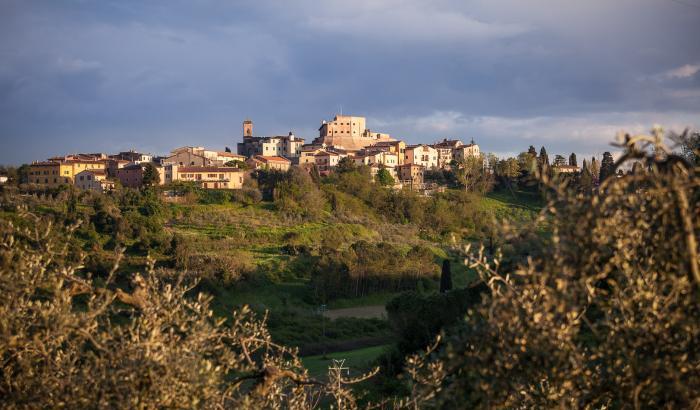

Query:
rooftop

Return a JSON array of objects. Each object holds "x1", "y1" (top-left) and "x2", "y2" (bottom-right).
[{"x1": 178, "y1": 166, "x2": 243, "y2": 172}]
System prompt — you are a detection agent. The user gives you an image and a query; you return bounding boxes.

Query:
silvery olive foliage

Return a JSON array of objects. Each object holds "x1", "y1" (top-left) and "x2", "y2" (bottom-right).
[
  {"x1": 404, "y1": 132, "x2": 699, "y2": 408},
  {"x1": 0, "y1": 211, "x2": 375, "y2": 409}
]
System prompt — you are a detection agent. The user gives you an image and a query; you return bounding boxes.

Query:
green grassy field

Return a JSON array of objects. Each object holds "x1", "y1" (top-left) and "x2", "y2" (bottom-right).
[
  {"x1": 164, "y1": 188, "x2": 543, "y2": 354},
  {"x1": 302, "y1": 344, "x2": 391, "y2": 379}
]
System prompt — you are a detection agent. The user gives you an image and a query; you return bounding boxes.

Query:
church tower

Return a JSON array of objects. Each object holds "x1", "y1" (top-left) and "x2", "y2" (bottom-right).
[{"x1": 243, "y1": 119, "x2": 253, "y2": 139}]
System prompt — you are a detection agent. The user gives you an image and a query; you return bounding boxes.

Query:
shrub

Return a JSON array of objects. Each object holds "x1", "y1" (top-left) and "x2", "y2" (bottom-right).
[
  {"x1": 403, "y1": 132, "x2": 700, "y2": 408},
  {"x1": 0, "y1": 213, "x2": 373, "y2": 408}
]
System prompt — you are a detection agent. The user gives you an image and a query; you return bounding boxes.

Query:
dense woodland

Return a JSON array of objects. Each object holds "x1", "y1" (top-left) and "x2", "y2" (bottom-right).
[{"x1": 0, "y1": 130, "x2": 698, "y2": 408}]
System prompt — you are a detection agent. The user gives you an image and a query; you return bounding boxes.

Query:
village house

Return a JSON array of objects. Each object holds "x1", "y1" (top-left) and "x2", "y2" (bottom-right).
[
  {"x1": 432, "y1": 139, "x2": 464, "y2": 168},
  {"x1": 552, "y1": 164, "x2": 579, "y2": 174},
  {"x1": 165, "y1": 146, "x2": 243, "y2": 167},
  {"x1": 369, "y1": 140, "x2": 407, "y2": 165},
  {"x1": 106, "y1": 159, "x2": 131, "y2": 177},
  {"x1": 314, "y1": 150, "x2": 343, "y2": 173},
  {"x1": 175, "y1": 166, "x2": 245, "y2": 189},
  {"x1": 397, "y1": 163, "x2": 424, "y2": 188},
  {"x1": 405, "y1": 144, "x2": 439, "y2": 169},
  {"x1": 110, "y1": 150, "x2": 153, "y2": 164},
  {"x1": 115, "y1": 163, "x2": 166, "y2": 188},
  {"x1": 28, "y1": 159, "x2": 106, "y2": 188},
  {"x1": 74, "y1": 169, "x2": 114, "y2": 192},
  {"x1": 298, "y1": 144, "x2": 327, "y2": 165},
  {"x1": 453, "y1": 142, "x2": 480, "y2": 162},
  {"x1": 237, "y1": 120, "x2": 305, "y2": 159},
  {"x1": 353, "y1": 151, "x2": 399, "y2": 169},
  {"x1": 246, "y1": 156, "x2": 292, "y2": 172}
]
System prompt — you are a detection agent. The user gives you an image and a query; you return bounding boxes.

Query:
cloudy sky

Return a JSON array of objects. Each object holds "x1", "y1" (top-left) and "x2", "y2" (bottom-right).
[{"x1": 1, "y1": 0, "x2": 699, "y2": 164}]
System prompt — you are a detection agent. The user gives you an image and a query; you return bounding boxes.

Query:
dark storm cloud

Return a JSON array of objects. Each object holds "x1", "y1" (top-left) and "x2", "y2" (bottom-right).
[{"x1": 0, "y1": 0, "x2": 698, "y2": 164}]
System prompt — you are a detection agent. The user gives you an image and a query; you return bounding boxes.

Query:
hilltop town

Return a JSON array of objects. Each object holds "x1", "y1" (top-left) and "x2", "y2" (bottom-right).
[{"x1": 19, "y1": 114, "x2": 587, "y2": 194}]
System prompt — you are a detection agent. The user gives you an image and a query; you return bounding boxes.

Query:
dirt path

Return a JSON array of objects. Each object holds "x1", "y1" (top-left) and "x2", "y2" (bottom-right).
[{"x1": 324, "y1": 305, "x2": 387, "y2": 320}]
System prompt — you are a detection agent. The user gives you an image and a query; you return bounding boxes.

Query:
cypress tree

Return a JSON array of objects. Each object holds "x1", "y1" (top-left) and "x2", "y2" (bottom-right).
[
  {"x1": 569, "y1": 153, "x2": 577, "y2": 167},
  {"x1": 539, "y1": 147, "x2": 549, "y2": 166},
  {"x1": 599, "y1": 151, "x2": 615, "y2": 181},
  {"x1": 440, "y1": 259, "x2": 453, "y2": 293}
]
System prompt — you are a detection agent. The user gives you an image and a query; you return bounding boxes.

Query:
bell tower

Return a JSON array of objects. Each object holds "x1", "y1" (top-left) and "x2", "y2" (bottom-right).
[{"x1": 243, "y1": 119, "x2": 253, "y2": 139}]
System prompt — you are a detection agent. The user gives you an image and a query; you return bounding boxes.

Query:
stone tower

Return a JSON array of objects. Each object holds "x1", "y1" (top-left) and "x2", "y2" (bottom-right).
[{"x1": 243, "y1": 119, "x2": 253, "y2": 139}]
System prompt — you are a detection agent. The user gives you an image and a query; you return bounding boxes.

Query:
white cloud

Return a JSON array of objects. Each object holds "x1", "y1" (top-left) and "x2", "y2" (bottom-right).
[{"x1": 664, "y1": 63, "x2": 700, "y2": 79}]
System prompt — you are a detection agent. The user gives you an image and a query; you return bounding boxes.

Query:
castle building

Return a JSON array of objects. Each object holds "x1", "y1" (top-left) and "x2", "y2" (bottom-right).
[{"x1": 312, "y1": 115, "x2": 393, "y2": 151}]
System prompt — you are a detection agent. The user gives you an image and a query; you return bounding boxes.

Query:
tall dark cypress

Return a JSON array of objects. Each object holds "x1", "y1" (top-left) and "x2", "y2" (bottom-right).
[
  {"x1": 599, "y1": 151, "x2": 615, "y2": 181},
  {"x1": 569, "y1": 152, "x2": 577, "y2": 167},
  {"x1": 539, "y1": 146, "x2": 549, "y2": 166},
  {"x1": 440, "y1": 259, "x2": 453, "y2": 293}
]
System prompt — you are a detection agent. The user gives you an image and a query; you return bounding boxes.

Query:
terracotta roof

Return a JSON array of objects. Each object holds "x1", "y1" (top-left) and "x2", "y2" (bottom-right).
[
  {"x1": 178, "y1": 166, "x2": 243, "y2": 173},
  {"x1": 314, "y1": 151, "x2": 339, "y2": 157},
  {"x1": 433, "y1": 139, "x2": 463, "y2": 148},
  {"x1": 217, "y1": 152, "x2": 245, "y2": 158},
  {"x1": 76, "y1": 169, "x2": 106, "y2": 175},
  {"x1": 252, "y1": 156, "x2": 291, "y2": 163}
]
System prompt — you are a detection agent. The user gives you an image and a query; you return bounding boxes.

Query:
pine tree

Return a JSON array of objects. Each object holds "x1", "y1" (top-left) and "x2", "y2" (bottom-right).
[
  {"x1": 142, "y1": 163, "x2": 161, "y2": 187},
  {"x1": 336, "y1": 157, "x2": 356, "y2": 173},
  {"x1": 599, "y1": 151, "x2": 615, "y2": 181},
  {"x1": 440, "y1": 259, "x2": 453, "y2": 293},
  {"x1": 528, "y1": 146, "x2": 537, "y2": 158},
  {"x1": 553, "y1": 155, "x2": 566, "y2": 167},
  {"x1": 569, "y1": 153, "x2": 577, "y2": 167}
]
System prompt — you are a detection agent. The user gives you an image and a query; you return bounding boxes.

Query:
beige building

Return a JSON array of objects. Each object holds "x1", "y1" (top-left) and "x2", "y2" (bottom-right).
[
  {"x1": 165, "y1": 147, "x2": 242, "y2": 167},
  {"x1": 353, "y1": 151, "x2": 399, "y2": 169},
  {"x1": 110, "y1": 150, "x2": 153, "y2": 163},
  {"x1": 176, "y1": 166, "x2": 245, "y2": 189},
  {"x1": 369, "y1": 141, "x2": 407, "y2": 165},
  {"x1": 74, "y1": 169, "x2": 114, "y2": 192},
  {"x1": 453, "y1": 143, "x2": 481, "y2": 162},
  {"x1": 432, "y1": 139, "x2": 464, "y2": 168},
  {"x1": 552, "y1": 165, "x2": 579, "y2": 174},
  {"x1": 314, "y1": 150, "x2": 343, "y2": 173},
  {"x1": 313, "y1": 115, "x2": 394, "y2": 151},
  {"x1": 115, "y1": 163, "x2": 166, "y2": 188},
  {"x1": 106, "y1": 159, "x2": 131, "y2": 177},
  {"x1": 405, "y1": 145, "x2": 439, "y2": 169},
  {"x1": 238, "y1": 130, "x2": 305, "y2": 159},
  {"x1": 397, "y1": 164, "x2": 424, "y2": 188},
  {"x1": 29, "y1": 159, "x2": 106, "y2": 188},
  {"x1": 299, "y1": 144, "x2": 327, "y2": 165},
  {"x1": 246, "y1": 156, "x2": 292, "y2": 172}
]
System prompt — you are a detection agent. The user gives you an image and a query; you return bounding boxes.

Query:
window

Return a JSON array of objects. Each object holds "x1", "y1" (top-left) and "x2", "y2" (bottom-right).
[{"x1": 79, "y1": 176, "x2": 84, "y2": 181}]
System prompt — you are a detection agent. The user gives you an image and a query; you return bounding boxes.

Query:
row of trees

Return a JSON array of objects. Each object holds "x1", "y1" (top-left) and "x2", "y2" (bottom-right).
[{"x1": 310, "y1": 241, "x2": 440, "y2": 301}]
